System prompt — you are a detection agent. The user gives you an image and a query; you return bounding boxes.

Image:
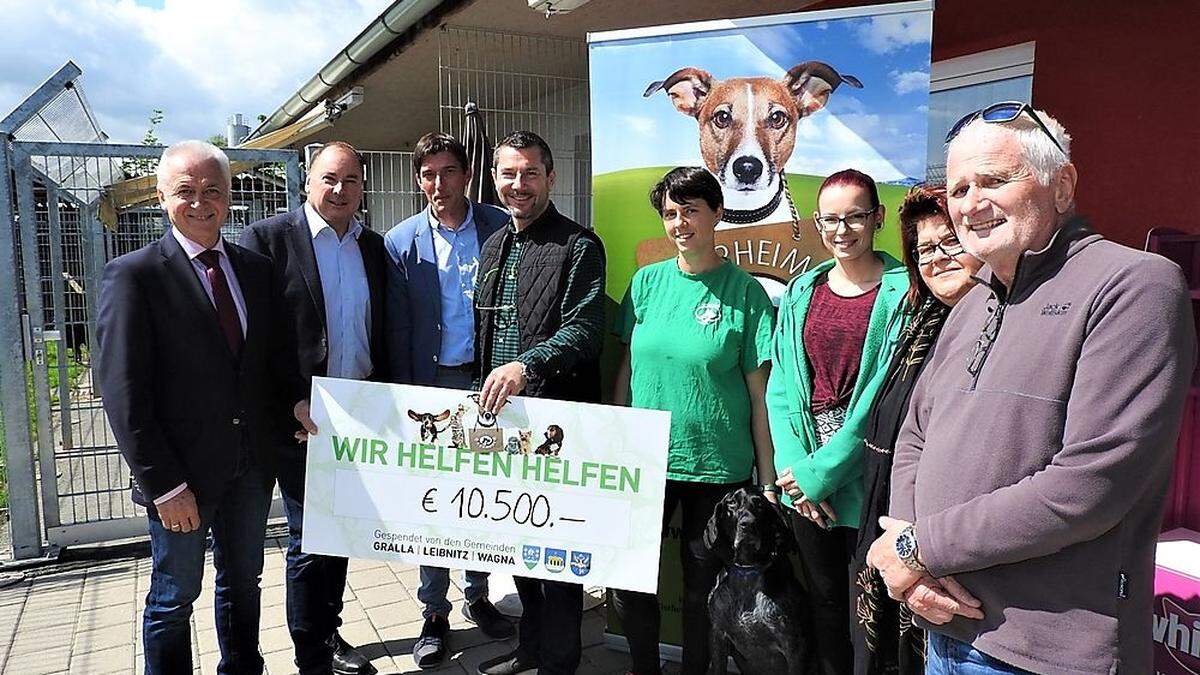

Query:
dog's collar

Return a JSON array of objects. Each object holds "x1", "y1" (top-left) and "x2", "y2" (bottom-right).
[
  {"x1": 722, "y1": 180, "x2": 785, "y2": 225},
  {"x1": 728, "y1": 563, "x2": 766, "y2": 578}
]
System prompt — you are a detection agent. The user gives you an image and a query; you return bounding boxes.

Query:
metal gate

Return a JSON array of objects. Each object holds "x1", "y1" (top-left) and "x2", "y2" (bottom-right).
[
  {"x1": 438, "y1": 26, "x2": 592, "y2": 226},
  {"x1": 0, "y1": 140, "x2": 300, "y2": 557}
]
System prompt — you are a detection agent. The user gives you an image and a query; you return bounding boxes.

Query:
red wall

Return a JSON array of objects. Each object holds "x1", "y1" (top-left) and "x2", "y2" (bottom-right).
[{"x1": 813, "y1": 0, "x2": 1200, "y2": 249}]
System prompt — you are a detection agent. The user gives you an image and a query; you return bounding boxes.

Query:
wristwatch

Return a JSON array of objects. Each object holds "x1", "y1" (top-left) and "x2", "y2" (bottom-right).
[{"x1": 895, "y1": 524, "x2": 925, "y2": 572}]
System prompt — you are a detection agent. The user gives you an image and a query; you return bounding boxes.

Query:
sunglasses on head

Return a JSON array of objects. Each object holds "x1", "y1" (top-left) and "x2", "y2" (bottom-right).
[{"x1": 944, "y1": 101, "x2": 1064, "y2": 154}]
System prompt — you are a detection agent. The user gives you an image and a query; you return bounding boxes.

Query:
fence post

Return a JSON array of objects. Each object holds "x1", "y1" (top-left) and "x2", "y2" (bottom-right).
[{"x1": 0, "y1": 136, "x2": 44, "y2": 559}]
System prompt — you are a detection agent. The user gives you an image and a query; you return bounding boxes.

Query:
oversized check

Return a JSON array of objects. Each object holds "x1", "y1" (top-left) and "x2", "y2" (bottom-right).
[{"x1": 302, "y1": 377, "x2": 671, "y2": 593}]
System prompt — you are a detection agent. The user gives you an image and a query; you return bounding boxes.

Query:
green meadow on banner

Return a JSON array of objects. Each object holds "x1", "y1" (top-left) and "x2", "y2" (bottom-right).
[{"x1": 595, "y1": 167, "x2": 908, "y2": 302}]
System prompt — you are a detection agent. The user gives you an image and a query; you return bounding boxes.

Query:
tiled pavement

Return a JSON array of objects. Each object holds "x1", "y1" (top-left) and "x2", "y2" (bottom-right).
[{"x1": 0, "y1": 534, "x2": 643, "y2": 675}]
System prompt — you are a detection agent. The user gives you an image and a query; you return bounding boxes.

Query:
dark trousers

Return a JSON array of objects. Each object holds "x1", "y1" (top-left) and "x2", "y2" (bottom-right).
[
  {"x1": 789, "y1": 512, "x2": 857, "y2": 675},
  {"x1": 278, "y1": 448, "x2": 351, "y2": 675},
  {"x1": 142, "y1": 460, "x2": 273, "y2": 675},
  {"x1": 514, "y1": 576, "x2": 584, "y2": 674},
  {"x1": 611, "y1": 480, "x2": 746, "y2": 675}
]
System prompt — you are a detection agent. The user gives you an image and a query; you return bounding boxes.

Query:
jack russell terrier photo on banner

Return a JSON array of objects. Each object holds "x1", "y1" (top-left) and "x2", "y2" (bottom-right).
[{"x1": 589, "y1": 4, "x2": 933, "y2": 303}]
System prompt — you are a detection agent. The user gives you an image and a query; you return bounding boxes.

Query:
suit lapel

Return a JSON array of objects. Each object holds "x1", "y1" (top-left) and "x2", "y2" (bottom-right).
[
  {"x1": 157, "y1": 232, "x2": 232, "y2": 360},
  {"x1": 287, "y1": 209, "x2": 327, "y2": 328},
  {"x1": 415, "y1": 209, "x2": 443, "y2": 321},
  {"x1": 224, "y1": 242, "x2": 260, "y2": 362}
]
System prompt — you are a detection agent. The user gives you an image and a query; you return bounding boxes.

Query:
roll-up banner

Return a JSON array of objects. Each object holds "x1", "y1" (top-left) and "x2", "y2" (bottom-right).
[{"x1": 588, "y1": 0, "x2": 934, "y2": 656}]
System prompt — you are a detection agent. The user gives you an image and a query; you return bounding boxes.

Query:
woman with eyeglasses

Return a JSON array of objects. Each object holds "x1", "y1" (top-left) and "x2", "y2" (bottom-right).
[
  {"x1": 612, "y1": 166, "x2": 777, "y2": 675},
  {"x1": 847, "y1": 185, "x2": 983, "y2": 675},
  {"x1": 767, "y1": 168, "x2": 910, "y2": 675}
]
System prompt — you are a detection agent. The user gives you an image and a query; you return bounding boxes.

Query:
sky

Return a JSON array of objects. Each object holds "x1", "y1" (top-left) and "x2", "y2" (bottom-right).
[
  {"x1": 0, "y1": 0, "x2": 393, "y2": 144},
  {"x1": 589, "y1": 9, "x2": 933, "y2": 181}
]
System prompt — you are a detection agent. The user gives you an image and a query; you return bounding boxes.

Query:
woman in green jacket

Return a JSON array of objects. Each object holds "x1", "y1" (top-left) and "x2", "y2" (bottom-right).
[{"x1": 767, "y1": 168, "x2": 909, "y2": 675}]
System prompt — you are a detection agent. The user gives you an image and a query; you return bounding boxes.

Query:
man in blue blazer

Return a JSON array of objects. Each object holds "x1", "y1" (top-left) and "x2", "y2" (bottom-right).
[
  {"x1": 383, "y1": 132, "x2": 511, "y2": 668},
  {"x1": 240, "y1": 142, "x2": 385, "y2": 675},
  {"x1": 97, "y1": 141, "x2": 295, "y2": 675}
]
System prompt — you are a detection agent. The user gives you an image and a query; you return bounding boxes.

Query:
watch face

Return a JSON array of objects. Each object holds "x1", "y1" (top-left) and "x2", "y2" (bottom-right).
[{"x1": 896, "y1": 530, "x2": 917, "y2": 559}]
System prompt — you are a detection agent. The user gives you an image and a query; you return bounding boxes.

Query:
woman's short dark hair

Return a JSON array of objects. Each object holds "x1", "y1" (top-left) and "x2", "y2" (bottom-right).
[
  {"x1": 412, "y1": 132, "x2": 469, "y2": 177},
  {"x1": 898, "y1": 183, "x2": 950, "y2": 310},
  {"x1": 649, "y1": 166, "x2": 724, "y2": 214}
]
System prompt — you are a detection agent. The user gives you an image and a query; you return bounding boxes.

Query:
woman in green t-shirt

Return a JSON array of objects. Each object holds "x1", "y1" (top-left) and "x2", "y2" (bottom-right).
[{"x1": 611, "y1": 166, "x2": 777, "y2": 675}]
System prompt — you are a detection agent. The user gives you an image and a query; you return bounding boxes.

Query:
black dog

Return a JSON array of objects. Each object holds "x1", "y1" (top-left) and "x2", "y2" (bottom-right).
[{"x1": 702, "y1": 487, "x2": 812, "y2": 675}]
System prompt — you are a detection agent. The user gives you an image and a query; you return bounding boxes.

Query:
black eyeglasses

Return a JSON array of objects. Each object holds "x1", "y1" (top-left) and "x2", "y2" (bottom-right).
[
  {"x1": 814, "y1": 206, "x2": 878, "y2": 232},
  {"x1": 945, "y1": 101, "x2": 1065, "y2": 155},
  {"x1": 915, "y1": 237, "x2": 965, "y2": 264}
]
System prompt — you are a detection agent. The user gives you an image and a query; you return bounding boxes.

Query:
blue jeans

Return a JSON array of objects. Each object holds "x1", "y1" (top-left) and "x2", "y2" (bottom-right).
[
  {"x1": 417, "y1": 365, "x2": 490, "y2": 620},
  {"x1": 278, "y1": 448, "x2": 350, "y2": 675},
  {"x1": 418, "y1": 565, "x2": 490, "y2": 619},
  {"x1": 143, "y1": 459, "x2": 273, "y2": 675},
  {"x1": 926, "y1": 632, "x2": 1034, "y2": 674}
]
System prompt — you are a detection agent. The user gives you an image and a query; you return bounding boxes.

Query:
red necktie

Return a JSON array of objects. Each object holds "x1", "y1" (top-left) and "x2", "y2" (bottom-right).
[{"x1": 196, "y1": 249, "x2": 244, "y2": 358}]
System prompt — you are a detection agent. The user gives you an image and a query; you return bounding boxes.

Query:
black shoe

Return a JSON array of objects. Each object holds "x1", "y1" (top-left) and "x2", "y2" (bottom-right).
[
  {"x1": 476, "y1": 650, "x2": 538, "y2": 675},
  {"x1": 330, "y1": 632, "x2": 376, "y2": 675},
  {"x1": 413, "y1": 615, "x2": 450, "y2": 669},
  {"x1": 462, "y1": 597, "x2": 515, "y2": 639}
]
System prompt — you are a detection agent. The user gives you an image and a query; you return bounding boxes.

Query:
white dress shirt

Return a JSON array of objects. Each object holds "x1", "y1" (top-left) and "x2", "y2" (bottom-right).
[{"x1": 305, "y1": 203, "x2": 373, "y2": 381}]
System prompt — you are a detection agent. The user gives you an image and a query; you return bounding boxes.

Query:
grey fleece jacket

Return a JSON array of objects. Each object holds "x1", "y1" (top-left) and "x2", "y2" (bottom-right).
[{"x1": 890, "y1": 218, "x2": 1196, "y2": 674}]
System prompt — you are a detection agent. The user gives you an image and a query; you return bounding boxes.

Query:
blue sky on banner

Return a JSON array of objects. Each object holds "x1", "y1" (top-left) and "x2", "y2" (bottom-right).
[
  {"x1": 589, "y1": 10, "x2": 932, "y2": 182},
  {"x1": 0, "y1": 0, "x2": 391, "y2": 143}
]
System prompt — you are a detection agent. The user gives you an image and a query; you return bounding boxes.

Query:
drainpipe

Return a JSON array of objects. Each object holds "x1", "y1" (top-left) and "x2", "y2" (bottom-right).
[{"x1": 248, "y1": 0, "x2": 445, "y2": 141}]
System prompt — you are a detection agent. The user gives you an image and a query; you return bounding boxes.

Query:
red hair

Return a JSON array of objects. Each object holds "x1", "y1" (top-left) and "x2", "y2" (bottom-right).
[{"x1": 817, "y1": 168, "x2": 880, "y2": 209}]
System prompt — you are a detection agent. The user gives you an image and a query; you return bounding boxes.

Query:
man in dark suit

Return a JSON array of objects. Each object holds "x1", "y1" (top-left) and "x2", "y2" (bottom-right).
[
  {"x1": 383, "y1": 132, "x2": 511, "y2": 669},
  {"x1": 240, "y1": 141, "x2": 385, "y2": 675},
  {"x1": 97, "y1": 140, "x2": 292, "y2": 675}
]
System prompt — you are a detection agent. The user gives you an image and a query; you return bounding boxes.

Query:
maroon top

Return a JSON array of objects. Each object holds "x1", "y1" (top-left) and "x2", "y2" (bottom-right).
[{"x1": 804, "y1": 280, "x2": 879, "y2": 414}]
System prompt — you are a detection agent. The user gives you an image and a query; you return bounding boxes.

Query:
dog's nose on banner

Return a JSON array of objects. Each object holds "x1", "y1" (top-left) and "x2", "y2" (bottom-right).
[{"x1": 733, "y1": 156, "x2": 763, "y2": 184}]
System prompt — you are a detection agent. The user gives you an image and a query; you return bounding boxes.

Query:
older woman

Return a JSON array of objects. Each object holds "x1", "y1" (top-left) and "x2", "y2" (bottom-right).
[
  {"x1": 767, "y1": 168, "x2": 910, "y2": 675},
  {"x1": 612, "y1": 166, "x2": 776, "y2": 674},
  {"x1": 849, "y1": 185, "x2": 983, "y2": 675}
]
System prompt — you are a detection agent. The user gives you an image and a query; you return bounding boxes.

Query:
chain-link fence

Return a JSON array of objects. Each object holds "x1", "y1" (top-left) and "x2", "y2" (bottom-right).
[{"x1": 1, "y1": 141, "x2": 299, "y2": 551}]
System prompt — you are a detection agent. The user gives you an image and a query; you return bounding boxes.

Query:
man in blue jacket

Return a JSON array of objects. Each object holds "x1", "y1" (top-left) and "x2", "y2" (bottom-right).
[{"x1": 383, "y1": 132, "x2": 512, "y2": 668}]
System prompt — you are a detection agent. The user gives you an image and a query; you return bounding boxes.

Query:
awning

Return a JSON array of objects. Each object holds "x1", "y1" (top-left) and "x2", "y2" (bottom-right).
[{"x1": 97, "y1": 107, "x2": 330, "y2": 230}]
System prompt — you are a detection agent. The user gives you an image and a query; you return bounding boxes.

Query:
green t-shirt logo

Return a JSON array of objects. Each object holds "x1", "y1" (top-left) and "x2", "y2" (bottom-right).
[{"x1": 694, "y1": 302, "x2": 722, "y2": 325}]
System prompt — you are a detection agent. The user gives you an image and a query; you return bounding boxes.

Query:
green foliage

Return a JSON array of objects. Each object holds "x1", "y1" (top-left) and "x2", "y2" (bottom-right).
[{"x1": 122, "y1": 108, "x2": 165, "y2": 178}]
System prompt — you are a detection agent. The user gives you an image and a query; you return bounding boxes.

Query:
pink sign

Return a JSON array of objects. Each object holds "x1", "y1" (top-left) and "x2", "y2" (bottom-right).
[{"x1": 1155, "y1": 529, "x2": 1200, "y2": 674}]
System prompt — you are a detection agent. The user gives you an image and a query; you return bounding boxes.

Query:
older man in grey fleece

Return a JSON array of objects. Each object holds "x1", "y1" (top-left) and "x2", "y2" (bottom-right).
[{"x1": 867, "y1": 104, "x2": 1196, "y2": 675}]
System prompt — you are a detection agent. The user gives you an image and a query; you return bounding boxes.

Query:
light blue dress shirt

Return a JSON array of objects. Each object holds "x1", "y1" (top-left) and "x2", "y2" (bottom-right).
[
  {"x1": 429, "y1": 201, "x2": 481, "y2": 367},
  {"x1": 305, "y1": 203, "x2": 372, "y2": 380}
]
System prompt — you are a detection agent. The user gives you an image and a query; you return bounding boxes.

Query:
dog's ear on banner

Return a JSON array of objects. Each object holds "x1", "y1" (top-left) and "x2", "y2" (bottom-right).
[
  {"x1": 643, "y1": 66, "x2": 713, "y2": 118},
  {"x1": 784, "y1": 61, "x2": 864, "y2": 117},
  {"x1": 434, "y1": 409, "x2": 451, "y2": 421},
  {"x1": 407, "y1": 409, "x2": 422, "y2": 422}
]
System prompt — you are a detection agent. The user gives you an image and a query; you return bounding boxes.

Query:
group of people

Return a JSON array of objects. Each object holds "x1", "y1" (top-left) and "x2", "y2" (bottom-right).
[
  {"x1": 96, "y1": 102, "x2": 1194, "y2": 675},
  {"x1": 97, "y1": 129, "x2": 603, "y2": 675}
]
